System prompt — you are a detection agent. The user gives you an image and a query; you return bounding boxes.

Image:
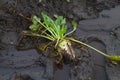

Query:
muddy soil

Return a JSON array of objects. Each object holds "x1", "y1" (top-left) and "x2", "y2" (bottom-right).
[{"x1": 0, "y1": 0, "x2": 120, "y2": 80}]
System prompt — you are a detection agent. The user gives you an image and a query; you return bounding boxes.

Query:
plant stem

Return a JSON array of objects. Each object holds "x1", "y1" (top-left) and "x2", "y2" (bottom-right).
[{"x1": 69, "y1": 38, "x2": 110, "y2": 58}]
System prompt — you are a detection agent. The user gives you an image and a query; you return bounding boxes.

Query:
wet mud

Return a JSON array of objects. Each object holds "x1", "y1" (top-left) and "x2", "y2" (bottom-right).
[{"x1": 0, "y1": 0, "x2": 120, "y2": 80}]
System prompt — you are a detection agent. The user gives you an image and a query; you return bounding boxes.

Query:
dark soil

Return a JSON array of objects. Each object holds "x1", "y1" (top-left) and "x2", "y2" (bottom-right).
[{"x1": 0, "y1": 0, "x2": 120, "y2": 80}]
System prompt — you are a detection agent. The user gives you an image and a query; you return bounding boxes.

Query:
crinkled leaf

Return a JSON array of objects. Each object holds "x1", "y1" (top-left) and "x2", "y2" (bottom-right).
[
  {"x1": 41, "y1": 13, "x2": 57, "y2": 37},
  {"x1": 55, "y1": 16, "x2": 67, "y2": 37},
  {"x1": 41, "y1": 13, "x2": 54, "y2": 26},
  {"x1": 55, "y1": 16, "x2": 66, "y2": 26},
  {"x1": 39, "y1": 13, "x2": 68, "y2": 41}
]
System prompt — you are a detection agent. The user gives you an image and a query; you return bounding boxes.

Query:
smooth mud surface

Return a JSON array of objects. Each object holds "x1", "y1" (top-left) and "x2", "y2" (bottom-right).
[{"x1": 0, "y1": 0, "x2": 120, "y2": 80}]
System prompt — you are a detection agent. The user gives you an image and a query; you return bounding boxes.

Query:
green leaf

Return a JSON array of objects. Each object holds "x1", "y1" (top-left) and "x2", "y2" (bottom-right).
[
  {"x1": 29, "y1": 24, "x2": 40, "y2": 31},
  {"x1": 39, "y1": 13, "x2": 68, "y2": 41},
  {"x1": 109, "y1": 55, "x2": 120, "y2": 61},
  {"x1": 54, "y1": 16, "x2": 67, "y2": 37},
  {"x1": 38, "y1": 0, "x2": 42, "y2": 3},
  {"x1": 72, "y1": 20, "x2": 77, "y2": 28},
  {"x1": 61, "y1": 26, "x2": 67, "y2": 34},
  {"x1": 31, "y1": 15, "x2": 40, "y2": 24},
  {"x1": 41, "y1": 13, "x2": 57, "y2": 38},
  {"x1": 55, "y1": 16, "x2": 66, "y2": 26},
  {"x1": 66, "y1": 0, "x2": 70, "y2": 3},
  {"x1": 65, "y1": 20, "x2": 77, "y2": 36}
]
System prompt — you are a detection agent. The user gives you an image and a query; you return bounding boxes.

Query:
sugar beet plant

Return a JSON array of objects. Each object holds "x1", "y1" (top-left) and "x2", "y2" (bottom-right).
[{"x1": 20, "y1": 13, "x2": 120, "y2": 63}]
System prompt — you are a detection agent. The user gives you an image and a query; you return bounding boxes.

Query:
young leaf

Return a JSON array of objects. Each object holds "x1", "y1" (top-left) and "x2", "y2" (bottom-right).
[
  {"x1": 55, "y1": 16, "x2": 66, "y2": 26},
  {"x1": 31, "y1": 15, "x2": 40, "y2": 24},
  {"x1": 29, "y1": 24, "x2": 40, "y2": 31}
]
